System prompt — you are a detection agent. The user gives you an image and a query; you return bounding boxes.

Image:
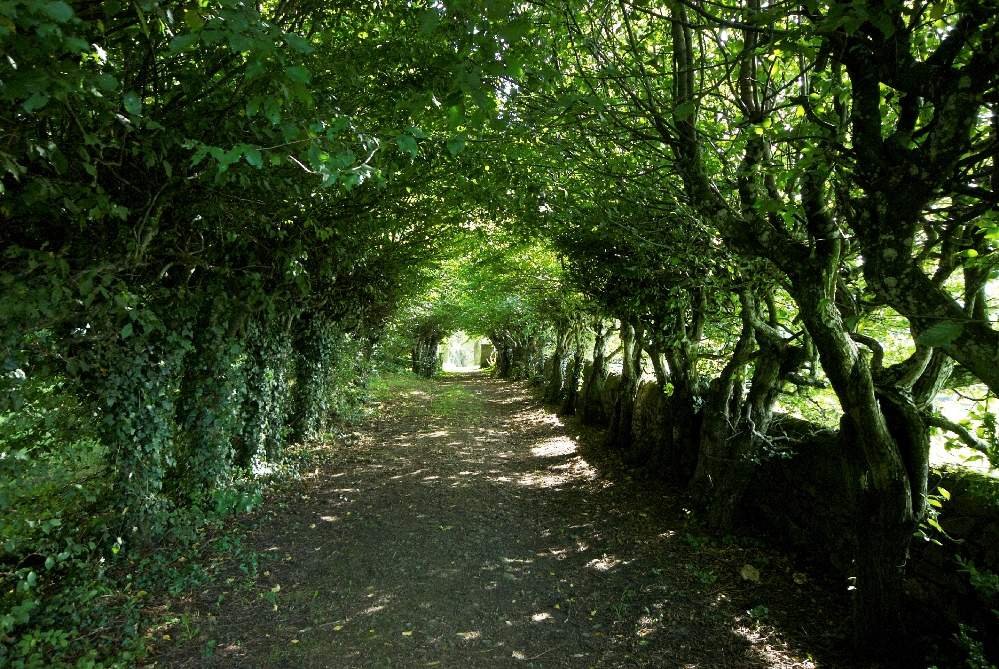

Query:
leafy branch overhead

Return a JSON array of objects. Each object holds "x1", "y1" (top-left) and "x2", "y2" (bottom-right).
[{"x1": 1, "y1": 0, "x2": 997, "y2": 665}]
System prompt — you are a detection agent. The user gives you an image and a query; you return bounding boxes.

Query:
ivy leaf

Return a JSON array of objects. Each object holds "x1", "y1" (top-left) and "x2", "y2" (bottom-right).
[
  {"x1": 22, "y1": 92, "x2": 50, "y2": 112},
  {"x1": 120, "y1": 323, "x2": 133, "y2": 339},
  {"x1": 243, "y1": 147, "x2": 263, "y2": 168},
  {"x1": 284, "y1": 33, "x2": 314, "y2": 54},
  {"x1": 285, "y1": 66, "x2": 311, "y2": 84},
  {"x1": 396, "y1": 134, "x2": 419, "y2": 157},
  {"x1": 916, "y1": 321, "x2": 964, "y2": 348},
  {"x1": 41, "y1": 1, "x2": 73, "y2": 22},
  {"x1": 447, "y1": 136, "x2": 466, "y2": 157},
  {"x1": 123, "y1": 91, "x2": 142, "y2": 116}
]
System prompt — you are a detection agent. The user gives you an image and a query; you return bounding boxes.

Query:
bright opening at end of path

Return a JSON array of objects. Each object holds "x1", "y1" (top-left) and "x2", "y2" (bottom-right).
[{"x1": 441, "y1": 331, "x2": 493, "y2": 372}]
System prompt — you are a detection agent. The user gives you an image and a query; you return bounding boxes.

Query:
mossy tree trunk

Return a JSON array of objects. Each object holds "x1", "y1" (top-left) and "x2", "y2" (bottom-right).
[
  {"x1": 544, "y1": 325, "x2": 571, "y2": 403},
  {"x1": 174, "y1": 310, "x2": 246, "y2": 501},
  {"x1": 606, "y1": 320, "x2": 643, "y2": 450},
  {"x1": 580, "y1": 318, "x2": 610, "y2": 424},
  {"x1": 411, "y1": 330, "x2": 442, "y2": 378},
  {"x1": 237, "y1": 318, "x2": 293, "y2": 467},
  {"x1": 692, "y1": 290, "x2": 806, "y2": 529},
  {"x1": 660, "y1": 287, "x2": 708, "y2": 481},
  {"x1": 560, "y1": 329, "x2": 586, "y2": 415},
  {"x1": 661, "y1": 7, "x2": 928, "y2": 648}
]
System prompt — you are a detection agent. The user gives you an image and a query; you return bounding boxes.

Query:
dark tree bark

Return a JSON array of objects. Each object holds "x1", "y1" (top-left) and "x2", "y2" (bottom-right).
[
  {"x1": 545, "y1": 325, "x2": 572, "y2": 403},
  {"x1": 560, "y1": 329, "x2": 586, "y2": 415},
  {"x1": 606, "y1": 320, "x2": 643, "y2": 450},
  {"x1": 411, "y1": 331, "x2": 441, "y2": 378},
  {"x1": 580, "y1": 318, "x2": 610, "y2": 424},
  {"x1": 692, "y1": 291, "x2": 806, "y2": 529},
  {"x1": 492, "y1": 335, "x2": 514, "y2": 378},
  {"x1": 660, "y1": 287, "x2": 708, "y2": 481},
  {"x1": 662, "y1": 5, "x2": 931, "y2": 649}
]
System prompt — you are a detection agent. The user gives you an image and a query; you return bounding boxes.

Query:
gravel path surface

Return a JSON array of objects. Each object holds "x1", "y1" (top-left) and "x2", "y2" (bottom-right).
[{"x1": 153, "y1": 372, "x2": 851, "y2": 668}]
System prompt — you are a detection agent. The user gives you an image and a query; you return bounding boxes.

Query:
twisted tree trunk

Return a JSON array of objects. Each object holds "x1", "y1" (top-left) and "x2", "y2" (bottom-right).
[
  {"x1": 545, "y1": 325, "x2": 571, "y2": 403},
  {"x1": 692, "y1": 291, "x2": 805, "y2": 529},
  {"x1": 580, "y1": 318, "x2": 610, "y2": 424},
  {"x1": 411, "y1": 332, "x2": 441, "y2": 378},
  {"x1": 606, "y1": 320, "x2": 643, "y2": 450},
  {"x1": 560, "y1": 330, "x2": 586, "y2": 415}
]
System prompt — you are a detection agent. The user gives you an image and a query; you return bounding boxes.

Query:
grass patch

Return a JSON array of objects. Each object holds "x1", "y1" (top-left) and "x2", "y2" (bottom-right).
[{"x1": 369, "y1": 372, "x2": 485, "y2": 420}]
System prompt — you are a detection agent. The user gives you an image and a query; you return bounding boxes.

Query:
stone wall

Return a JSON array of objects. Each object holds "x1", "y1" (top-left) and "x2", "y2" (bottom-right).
[
  {"x1": 744, "y1": 426, "x2": 999, "y2": 655},
  {"x1": 572, "y1": 374, "x2": 999, "y2": 653},
  {"x1": 630, "y1": 380, "x2": 670, "y2": 466}
]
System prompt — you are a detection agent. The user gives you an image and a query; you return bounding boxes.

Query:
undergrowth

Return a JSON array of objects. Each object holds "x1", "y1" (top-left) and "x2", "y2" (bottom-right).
[
  {"x1": 369, "y1": 371, "x2": 485, "y2": 420},
  {"x1": 1, "y1": 368, "x2": 371, "y2": 668}
]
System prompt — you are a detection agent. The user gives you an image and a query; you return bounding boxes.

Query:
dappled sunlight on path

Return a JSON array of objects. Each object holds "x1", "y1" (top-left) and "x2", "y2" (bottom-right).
[{"x1": 154, "y1": 373, "x2": 849, "y2": 668}]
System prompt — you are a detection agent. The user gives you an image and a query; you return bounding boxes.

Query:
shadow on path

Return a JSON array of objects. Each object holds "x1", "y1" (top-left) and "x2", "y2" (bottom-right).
[{"x1": 153, "y1": 372, "x2": 852, "y2": 668}]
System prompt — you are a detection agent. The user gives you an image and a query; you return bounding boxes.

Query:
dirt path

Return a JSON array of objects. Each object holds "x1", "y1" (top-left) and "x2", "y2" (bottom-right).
[{"x1": 153, "y1": 372, "x2": 852, "y2": 668}]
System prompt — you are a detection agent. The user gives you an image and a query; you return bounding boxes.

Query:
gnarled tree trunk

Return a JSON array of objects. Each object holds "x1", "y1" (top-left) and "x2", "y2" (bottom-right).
[
  {"x1": 692, "y1": 291, "x2": 805, "y2": 529},
  {"x1": 545, "y1": 325, "x2": 571, "y2": 403},
  {"x1": 411, "y1": 332, "x2": 441, "y2": 378},
  {"x1": 606, "y1": 320, "x2": 643, "y2": 450},
  {"x1": 560, "y1": 329, "x2": 586, "y2": 415},
  {"x1": 661, "y1": 290, "x2": 707, "y2": 482},
  {"x1": 793, "y1": 275, "x2": 923, "y2": 651},
  {"x1": 580, "y1": 318, "x2": 610, "y2": 424}
]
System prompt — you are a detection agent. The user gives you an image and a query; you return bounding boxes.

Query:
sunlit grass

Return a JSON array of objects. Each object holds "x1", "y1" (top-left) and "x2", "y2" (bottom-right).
[{"x1": 369, "y1": 371, "x2": 485, "y2": 420}]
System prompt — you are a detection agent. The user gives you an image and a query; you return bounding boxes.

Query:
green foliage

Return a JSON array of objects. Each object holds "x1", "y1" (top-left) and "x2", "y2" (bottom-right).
[
  {"x1": 239, "y1": 323, "x2": 294, "y2": 465},
  {"x1": 2, "y1": 0, "x2": 997, "y2": 662},
  {"x1": 917, "y1": 485, "x2": 953, "y2": 546},
  {"x1": 370, "y1": 372, "x2": 484, "y2": 420},
  {"x1": 955, "y1": 624, "x2": 997, "y2": 669},
  {"x1": 175, "y1": 326, "x2": 246, "y2": 499},
  {"x1": 957, "y1": 558, "x2": 999, "y2": 604},
  {"x1": 0, "y1": 0, "x2": 532, "y2": 660},
  {"x1": 290, "y1": 321, "x2": 371, "y2": 441}
]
